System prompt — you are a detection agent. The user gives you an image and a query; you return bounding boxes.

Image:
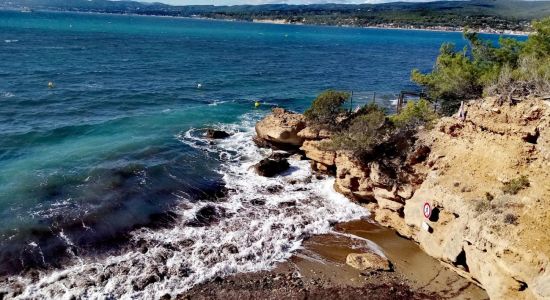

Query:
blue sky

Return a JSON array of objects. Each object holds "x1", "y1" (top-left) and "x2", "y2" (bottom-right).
[{"x1": 141, "y1": 0, "x2": 446, "y2": 5}]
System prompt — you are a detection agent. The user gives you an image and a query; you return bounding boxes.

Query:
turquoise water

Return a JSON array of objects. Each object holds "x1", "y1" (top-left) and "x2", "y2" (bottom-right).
[{"x1": 0, "y1": 10, "x2": 519, "y2": 275}]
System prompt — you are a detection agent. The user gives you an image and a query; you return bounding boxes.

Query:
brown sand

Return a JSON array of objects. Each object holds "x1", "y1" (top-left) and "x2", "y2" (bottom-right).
[{"x1": 179, "y1": 219, "x2": 488, "y2": 300}]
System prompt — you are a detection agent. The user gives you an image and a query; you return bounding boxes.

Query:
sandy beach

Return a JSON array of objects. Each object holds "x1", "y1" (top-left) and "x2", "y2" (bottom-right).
[{"x1": 180, "y1": 219, "x2": 488, "y2": 299}]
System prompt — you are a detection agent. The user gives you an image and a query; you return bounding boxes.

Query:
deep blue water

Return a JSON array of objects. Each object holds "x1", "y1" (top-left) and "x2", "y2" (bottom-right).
[{"x1": 0, "y1": 10, "x2": 521, "y2": 275}]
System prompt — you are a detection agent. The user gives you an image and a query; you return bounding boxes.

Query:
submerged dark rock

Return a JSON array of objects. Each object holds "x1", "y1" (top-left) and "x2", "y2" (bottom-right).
[
  {"x1": 250, "y1": 199, "x2": 266, "y2": 206},
  {"x1": 254, "y1": 158, "x2": 290, "y2": 177},
  {"x1": 269, "y1": 151, "x2": 292, "y2": 160},
  {"x1": 278, "y1": 200, "x2": 296, "y2": 208},
  {"x1": 205, "y1": 129, "x2": 230, "y2": 139},
  {"x1": 187, "y1": 205, "x2": 225, "y2": 227}
]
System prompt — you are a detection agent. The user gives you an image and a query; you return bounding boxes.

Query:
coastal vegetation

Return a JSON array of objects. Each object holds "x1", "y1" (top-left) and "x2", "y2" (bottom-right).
[
  {"x1": 388, "y1": 99, "x2": 438, "y2": 129},
  {"x1": 304, "y1": 91, "x2": 437, "y2": 156},
  {"x1": 412, "y1": 17, "x2": 550, "y2": 113},
  {"x1": 328, "y1": 104, "x2": 388, "y2": 156}
]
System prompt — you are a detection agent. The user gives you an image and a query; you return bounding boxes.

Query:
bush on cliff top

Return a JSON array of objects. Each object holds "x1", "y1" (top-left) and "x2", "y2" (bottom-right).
[
  {"x1": 389, "y1": 99, "x2": 439, "y2": 129},
  {"x1": 304, "y1": 91, "x2": 438, "y2": 157},
  {"x1": 304, "y1": 90, "x2": 350, "y2": 129},
  {"x1": 412, "y1": 17, "x2": 550, "y2": 114},
  {"x1": 502, "y1": 175, "x2": 530, "y2": 195},
  {"x1": 327, "y1": 104, "x2": 388, "y2": 155}
]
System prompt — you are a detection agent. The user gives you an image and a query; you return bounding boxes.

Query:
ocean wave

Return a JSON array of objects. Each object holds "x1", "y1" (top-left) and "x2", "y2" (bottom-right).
[
  {"x1": 1, "y1": 92, "x2": 15, "y2": 98},
  {"x1": 207, "y1": 100, "x2": 230, "y2": 106},
  {"x1": 4, "y1": 40, "x2": 18, "y2": 43},
  {"x1": 12, "y1": 112, "x2": 369, "y2": 299}
]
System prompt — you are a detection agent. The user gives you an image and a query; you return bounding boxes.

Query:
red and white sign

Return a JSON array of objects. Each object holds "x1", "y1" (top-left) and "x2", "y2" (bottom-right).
[{"x1": 423, "y1": 202, "x2": 432, "y2": 219}]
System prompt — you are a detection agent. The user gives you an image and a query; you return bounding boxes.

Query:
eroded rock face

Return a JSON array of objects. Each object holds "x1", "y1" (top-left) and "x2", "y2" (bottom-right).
[
  {"x1": 255, "y1": 108, "x2": 306, "y2": 147},
  {"x1": 300, "y1": 140, "x2": 336, "y2": 167},
  {"x1": 297, "y1": 126, "x2": 333, "y2": 140},
  {"x1": 398, "y1": 97, "x2": 550, "y2": 300},
  {"x1": 334, "y1": 153, "x2": 373, "y2": 201},
  {"x1": 346, "y1": 252, "x2": 391, "y2": 271},
  {"x1": 333, "y1": 153, "x2": 409, "y2": 208},
  {"x1": 253, "y1": 97, "x2": 550, "y2": 300}
]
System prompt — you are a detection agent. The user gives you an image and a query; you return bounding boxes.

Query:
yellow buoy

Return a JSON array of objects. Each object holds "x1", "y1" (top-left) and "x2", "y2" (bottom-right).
[
  {"x1": 254, "y1": 101, "x2": 261, "y2": 108},
  {"x1": 48, "y1": 81, "x2": 54, "y2": 89}
]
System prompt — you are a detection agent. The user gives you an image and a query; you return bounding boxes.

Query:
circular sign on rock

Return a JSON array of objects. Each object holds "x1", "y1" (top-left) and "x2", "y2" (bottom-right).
[{"x1": 423, "y1": 202, "x2": 432, "y2": 219}]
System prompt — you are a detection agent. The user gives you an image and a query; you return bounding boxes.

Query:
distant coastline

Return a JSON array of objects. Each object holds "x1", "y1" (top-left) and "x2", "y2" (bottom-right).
[
  {"x1": 0, "y1": 8, "x2": 531, "y2": 36},
  {"x1": 251, "y1": 18, "x2": 530, "y2": 36}
]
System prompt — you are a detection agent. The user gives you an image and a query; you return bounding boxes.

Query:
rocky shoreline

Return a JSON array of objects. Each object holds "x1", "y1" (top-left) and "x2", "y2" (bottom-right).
[{"x1": 251, "y1": 98, "x2": 550, "y2": 299}]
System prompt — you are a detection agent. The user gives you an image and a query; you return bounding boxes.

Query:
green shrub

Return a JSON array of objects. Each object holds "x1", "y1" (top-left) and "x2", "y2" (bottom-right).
[
  {"x1": 502, "y1": 175, "x2": 530, "y2": 195},
  {"x1": 326, "y1": 107, "x2": 387, "y2": 155},
  {"x1": 304, "y1": 90, "x2": 350, "y2": 129},
  {"x1": 389, "y1": 99, "x2": 439, "y2": 128},
  {"x1": 355, "y1": 102, "x2": 387, "y2": 116}
]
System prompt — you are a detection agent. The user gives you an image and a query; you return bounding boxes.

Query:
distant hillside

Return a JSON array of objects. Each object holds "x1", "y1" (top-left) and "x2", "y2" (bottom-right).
[{"x1": 1, "y1": 0, "x2": 549, "y2": 31}]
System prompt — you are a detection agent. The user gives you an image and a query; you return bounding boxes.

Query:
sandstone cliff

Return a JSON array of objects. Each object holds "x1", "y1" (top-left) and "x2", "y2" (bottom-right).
[{"x1": 254, "y1": 97, "x2": 550, "y2": 299}]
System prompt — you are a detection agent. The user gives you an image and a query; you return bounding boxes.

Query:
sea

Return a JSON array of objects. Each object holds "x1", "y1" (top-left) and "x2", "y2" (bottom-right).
[{"x1": 0, "y1": 10, "x2": 523, "y2": 298}]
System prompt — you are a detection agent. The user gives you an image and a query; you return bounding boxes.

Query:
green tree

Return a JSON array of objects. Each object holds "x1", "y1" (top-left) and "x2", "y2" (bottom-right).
[
  {"x1": 411, "y1": 42, "x2": 482, "y2": 114},
  {"x1": 304, "y1": 90, "x2": 350, "y2": 129},
  {"x1": 522, "y1": 18, "x2": 550, "y2": 59},
  {"x1": 412, "y1": 17, "x2": 550, "y2": 114}
]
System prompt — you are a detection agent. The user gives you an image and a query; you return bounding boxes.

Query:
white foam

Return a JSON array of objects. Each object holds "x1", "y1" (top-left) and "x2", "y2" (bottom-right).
[
  {"x1": 1, "y1": 92, "x2": 15, "y2": 98},
  {"x1": 207, "y1": 100, "x2": 231, "y2": 106},
  {"x1": 14, "y1": 111, "x2": 370, "y2": 299},
  {"x1": 329, "y1": 231, "x2": 386, "y2": 258}
]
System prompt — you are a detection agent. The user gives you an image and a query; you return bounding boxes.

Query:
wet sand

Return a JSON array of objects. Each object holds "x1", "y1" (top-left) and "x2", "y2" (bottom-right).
[{"x1": 180, "y1": 219, "x2": 488, "y2": 299}]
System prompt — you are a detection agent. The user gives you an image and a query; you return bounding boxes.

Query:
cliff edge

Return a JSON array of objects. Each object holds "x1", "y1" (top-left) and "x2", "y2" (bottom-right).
[{"x1": 255, "y1": 97, "x2": 550, "y2": 299}]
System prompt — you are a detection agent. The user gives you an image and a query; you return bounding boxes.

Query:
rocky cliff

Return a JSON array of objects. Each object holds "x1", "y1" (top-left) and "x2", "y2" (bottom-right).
[{"x1": 254, "y1": 98, "x2": 550, "y2": 300}]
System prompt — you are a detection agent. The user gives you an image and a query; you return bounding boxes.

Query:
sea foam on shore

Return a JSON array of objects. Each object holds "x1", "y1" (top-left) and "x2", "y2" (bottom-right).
[{"x1": 12, "y1": 112, "x2": 368, "y2": 299}]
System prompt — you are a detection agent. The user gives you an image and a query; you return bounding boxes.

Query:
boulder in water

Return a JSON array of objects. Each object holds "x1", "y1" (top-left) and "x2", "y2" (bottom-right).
[
  {"x1": 346, "y1": 252, "x2": 392, "y2": 271},
  {"x1": 254, "y1": 158, "x2": 290, "y2": 177},
  {"x1": 205, "y1": 129, "x2": 230, "y2": 139}
]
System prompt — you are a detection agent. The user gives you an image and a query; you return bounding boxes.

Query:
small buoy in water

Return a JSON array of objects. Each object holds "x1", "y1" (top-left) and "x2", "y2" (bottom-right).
[
  {"x1": 48, "y1": 81, "x2": 54, "y2": 89},
  {"x1": 197, "y1": 83, "x2": 202, "y2": 89},
  {"x1": 254, "y1": 101, "x2": 261, "y2": 108}
]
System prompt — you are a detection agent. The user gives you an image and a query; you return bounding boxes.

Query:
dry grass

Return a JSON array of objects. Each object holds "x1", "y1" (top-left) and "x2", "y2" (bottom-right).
[{"x1": 502, "y1": 175, "x2": 530, "y2": 195}]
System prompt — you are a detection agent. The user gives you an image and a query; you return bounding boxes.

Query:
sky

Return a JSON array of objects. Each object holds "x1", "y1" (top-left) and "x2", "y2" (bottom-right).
[{"x1": 139, "y1": 0, "x2": 449, "y2": 6}]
